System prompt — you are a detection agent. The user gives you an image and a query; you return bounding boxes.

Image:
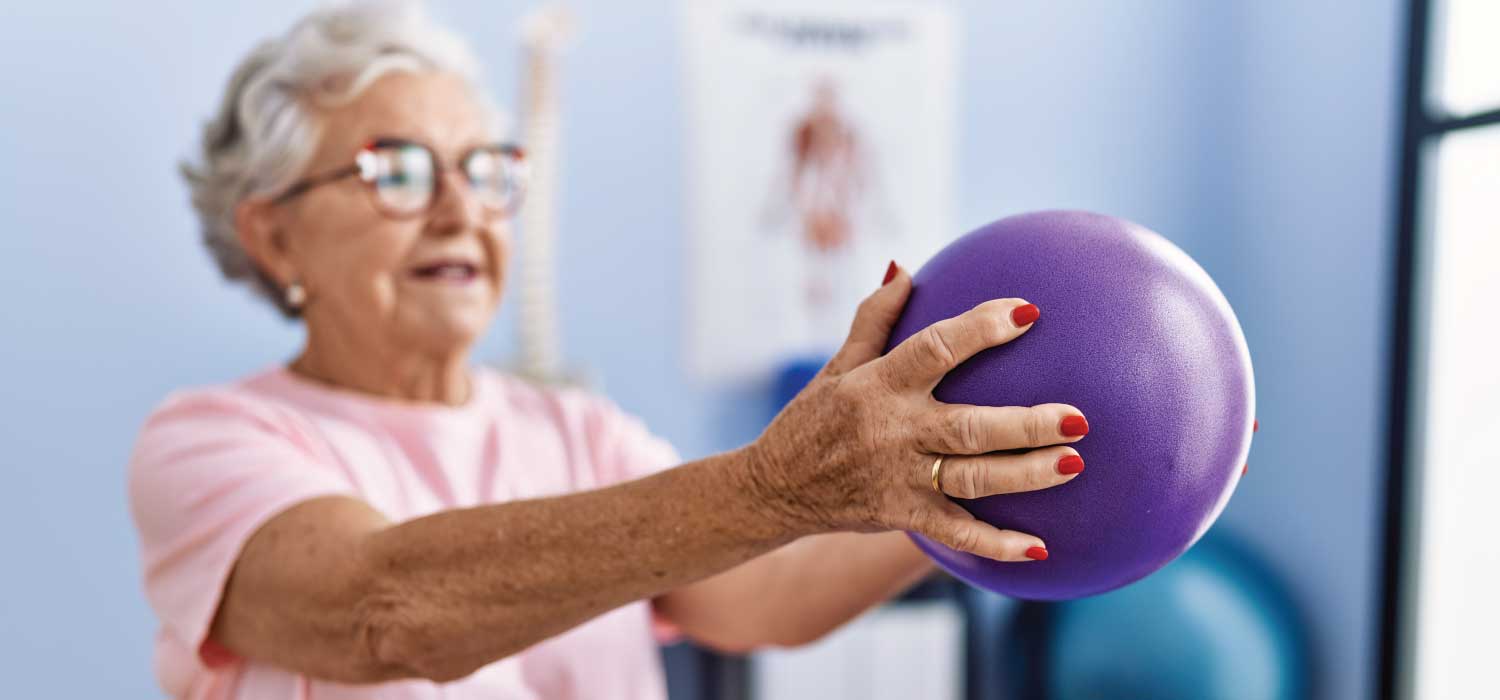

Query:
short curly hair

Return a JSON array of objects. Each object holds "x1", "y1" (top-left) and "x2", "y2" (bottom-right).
[{"x1": 180, "y1": 0, "x2": 505, "y2": 317}]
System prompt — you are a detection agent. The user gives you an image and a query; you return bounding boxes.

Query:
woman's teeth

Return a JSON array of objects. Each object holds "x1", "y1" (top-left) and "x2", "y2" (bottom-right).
[{"x1": 414, "y1": 263, "x2": 478, "y2": 281}]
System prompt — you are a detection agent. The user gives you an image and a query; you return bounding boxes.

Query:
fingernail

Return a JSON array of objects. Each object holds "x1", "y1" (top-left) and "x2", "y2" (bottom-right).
[
  {"x1": 1253, "y1": 419, "x2": 1259, "y2": 433},
  {"x1": 1057, "y1": 455, "x2": 1085, "y2": 475},
  {"x1": 1242, "y1": 462, "x2": 1248, "y2": 476},
  {"x1": 1011, "y1": 303, "x2": 1040, "y2": 326},
  {"x1": 1025, "y1": 546, "x2": 1049, "y2": 561},
  {"x1": 882, "y1": 260, "x2": 899, "y2": 285},
  {"x1": 1060, "y1": 415, "x2": 1090, "y2": 437}
]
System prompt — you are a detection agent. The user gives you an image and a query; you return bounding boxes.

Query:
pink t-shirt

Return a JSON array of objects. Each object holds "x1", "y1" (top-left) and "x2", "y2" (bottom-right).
[{"x1": 128, "y1": 366, "x2": 683, "y2": 700}]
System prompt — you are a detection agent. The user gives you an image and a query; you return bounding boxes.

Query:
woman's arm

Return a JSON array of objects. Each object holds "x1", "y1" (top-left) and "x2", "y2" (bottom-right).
[
  {"x1": 653, "y1": 531, "x2": 933, "y2": 652},
  {"x1": 212, "y1": 267, "x2": 1083, "y2": 684},
  {"x1": 212, "y1": 447, "x2": 793, "y2": 684}
]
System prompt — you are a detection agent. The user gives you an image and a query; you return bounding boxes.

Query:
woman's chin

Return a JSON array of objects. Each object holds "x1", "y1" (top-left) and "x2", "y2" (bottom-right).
[{"x1": 400, "y1": 306, "x2": 494, "y2": 352}]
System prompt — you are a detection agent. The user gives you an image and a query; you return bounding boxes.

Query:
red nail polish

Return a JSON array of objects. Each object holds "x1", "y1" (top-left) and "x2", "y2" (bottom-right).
[
  {"x1": 882, "y1": 260, "x2": 898, "y2": 285},
  {"x1": 1253, "y1": 419, "x2": 1259, "y2": 433},
  {"x1": 1025, "y1": 546, "x2": 1049, "y2": 561},
  {"x1": 1057, "y1": 455, "x2": 1085, "y2": 475},
  {"x1": 1242, "y1": 463, "x2": 1248, "y2": 476},
  {"x1": 1011, "y1": 303, "x2": 1040, "y2": 326},
  {"x1": 1060, "y1": 415, "x2": 1090, "y2": 437}
]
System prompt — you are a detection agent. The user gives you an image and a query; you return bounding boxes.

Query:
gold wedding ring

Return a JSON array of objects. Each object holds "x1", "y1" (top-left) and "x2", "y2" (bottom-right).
[{"x1": 931, "y1": 455, "x2": 946, "y2": 495}]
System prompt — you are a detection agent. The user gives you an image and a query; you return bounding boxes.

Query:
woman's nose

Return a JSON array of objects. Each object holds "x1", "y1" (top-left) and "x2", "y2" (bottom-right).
[{"x1": 426, "y1": 169, "x2": 484, "y2": 235}]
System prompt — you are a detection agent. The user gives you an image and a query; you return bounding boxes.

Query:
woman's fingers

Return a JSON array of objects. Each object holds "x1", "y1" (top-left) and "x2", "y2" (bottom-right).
[
  {"x1": 917, "y1": 403, "x2": 1088, "y2": 455},
  {"x1": 877, "y1": 298, "x2": 1038, "y2": 392},
  {"x1": 935, "y1": 446, "x2": 1083, "y2": 499},
  {"x1": 823, "y1": 262, "x2": 913, "y2": 376},
  {"x1": 910, "y1": 501, "x2": 1047, "y2": 562}
]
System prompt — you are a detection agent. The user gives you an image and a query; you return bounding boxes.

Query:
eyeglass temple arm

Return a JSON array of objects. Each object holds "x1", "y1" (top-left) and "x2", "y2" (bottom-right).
[{"x1": 272, "y1": 165, "x2": 362, "y2": 205}]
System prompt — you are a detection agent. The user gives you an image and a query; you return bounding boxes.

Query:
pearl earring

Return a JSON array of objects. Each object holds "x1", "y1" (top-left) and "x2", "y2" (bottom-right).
[{"x1": 285, "y1": 281, "x2": 307, "y2": 309}]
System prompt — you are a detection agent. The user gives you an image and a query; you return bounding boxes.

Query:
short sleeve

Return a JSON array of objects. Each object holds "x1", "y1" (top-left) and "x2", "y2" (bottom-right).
[
  {"x1": 127, "y1": 389, "x2": 354, "y2": 667},
  {"x1": 576, "y1": 393, "x2": 683, "y2": 487}
]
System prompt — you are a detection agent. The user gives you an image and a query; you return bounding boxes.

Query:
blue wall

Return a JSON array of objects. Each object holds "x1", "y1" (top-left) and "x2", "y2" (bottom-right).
[
  {"x1": 1189, "y1": 4, "x2": 1402, "y2": 698},
  {"x1": 0, "y1": 2, "x2": 1398, "y2": 697}
]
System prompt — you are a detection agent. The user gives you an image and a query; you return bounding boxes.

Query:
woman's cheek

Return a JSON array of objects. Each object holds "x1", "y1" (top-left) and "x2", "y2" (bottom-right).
[{"x1": 364, "y1": 268, "x2": 403, "y2": 316}]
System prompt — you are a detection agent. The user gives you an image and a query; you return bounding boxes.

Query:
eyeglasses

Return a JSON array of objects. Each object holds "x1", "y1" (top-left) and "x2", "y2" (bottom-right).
[{"x1": 273, "y1": 138, "x2": 528, "y2": 219}]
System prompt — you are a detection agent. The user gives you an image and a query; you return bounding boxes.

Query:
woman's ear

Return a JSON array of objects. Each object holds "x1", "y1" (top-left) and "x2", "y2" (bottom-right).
[{"x1": 234, "y1": 197, "x2": 296, "y2": 286}]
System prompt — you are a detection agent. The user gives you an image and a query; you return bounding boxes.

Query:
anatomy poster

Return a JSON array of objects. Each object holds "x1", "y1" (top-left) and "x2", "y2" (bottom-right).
[{"x1": 683, "y1": 0, "x2": 957, "y2": 383}]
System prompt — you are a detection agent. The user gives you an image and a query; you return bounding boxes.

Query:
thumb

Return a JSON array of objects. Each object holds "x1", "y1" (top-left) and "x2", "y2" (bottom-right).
[{"x1": 824, "y1": 261, "x2": 912, "y2": 376}]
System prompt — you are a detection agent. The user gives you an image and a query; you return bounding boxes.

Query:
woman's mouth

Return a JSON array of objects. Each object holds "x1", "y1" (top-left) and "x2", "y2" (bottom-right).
[{"x1": 410, "y1": 260, "x2": 482, "y2": 284}]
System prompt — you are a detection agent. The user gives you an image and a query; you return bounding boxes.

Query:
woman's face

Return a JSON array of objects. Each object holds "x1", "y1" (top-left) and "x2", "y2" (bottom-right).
[{"x1": 262, "y1": 71, "x2": 510, "y2": 357}]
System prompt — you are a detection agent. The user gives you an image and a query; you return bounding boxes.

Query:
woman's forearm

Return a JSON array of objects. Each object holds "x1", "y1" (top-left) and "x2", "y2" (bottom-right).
[
  {"x1": 354, "y1": 446, "x2": 796, "y2": 681},
  {"x1": 761, "y1": 531, "x2": 934, "y2": 646},
  {"x1": 656, "y1": 530, "x2": 933, "y2": 651}
]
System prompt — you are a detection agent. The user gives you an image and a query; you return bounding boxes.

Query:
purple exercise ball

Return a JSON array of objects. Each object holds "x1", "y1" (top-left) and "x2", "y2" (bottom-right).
[{"x1": 887, "y1": 211, "x2": 1254, "y2": 601}]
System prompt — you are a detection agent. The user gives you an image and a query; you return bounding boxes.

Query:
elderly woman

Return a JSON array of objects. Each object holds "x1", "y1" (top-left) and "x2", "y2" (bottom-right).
[{"x1": 129, "y1": 3, "x2": 1088, "y2": 699}]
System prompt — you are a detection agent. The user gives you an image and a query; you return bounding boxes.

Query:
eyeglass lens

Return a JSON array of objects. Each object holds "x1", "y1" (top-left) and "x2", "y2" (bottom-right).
[{"x1": 361, "y1": 142, "x2": 522, "y2": 215}]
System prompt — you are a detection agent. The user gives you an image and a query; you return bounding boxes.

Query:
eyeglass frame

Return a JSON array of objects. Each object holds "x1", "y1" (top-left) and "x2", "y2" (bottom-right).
[{"x1": 271, "y1": 137, "x2": 529, "y2": 219}]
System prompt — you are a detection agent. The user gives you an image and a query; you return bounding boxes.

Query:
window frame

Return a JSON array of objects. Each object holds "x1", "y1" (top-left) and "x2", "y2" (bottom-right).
[{"x1": 1379, "y1": 1, "x2": 1500, "y2": 698}]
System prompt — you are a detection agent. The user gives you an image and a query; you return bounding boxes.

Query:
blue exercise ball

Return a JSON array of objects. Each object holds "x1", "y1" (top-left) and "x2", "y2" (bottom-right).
[{"x1": 1009, "y1": 530, "x2": 1309, "y2": 700}]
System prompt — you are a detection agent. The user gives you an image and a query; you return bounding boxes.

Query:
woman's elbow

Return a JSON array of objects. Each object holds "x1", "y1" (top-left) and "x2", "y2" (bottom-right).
[
  {"x1": 687, "y1": 618, "x2": 834, "y2": 656},
  {"x1": 344, "y1": 591, "x2": 494, "y2": 684},
  {"x1": 341, "y1": 570, "x2": 503, "y2": 684},
  {"x1": 765, "y1": 624, "x2": 838, "y2": 651}
]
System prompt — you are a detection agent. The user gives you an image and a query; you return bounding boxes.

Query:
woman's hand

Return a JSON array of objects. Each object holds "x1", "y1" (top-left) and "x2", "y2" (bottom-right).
[{"x1": 744, "y1": 264, "x2": 1087, "y2": 562}]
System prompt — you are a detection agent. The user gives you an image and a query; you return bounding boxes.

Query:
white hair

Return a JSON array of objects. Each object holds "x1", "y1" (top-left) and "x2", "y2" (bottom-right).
[{"x1": 181, "y1": 0, "x2": 505, "y2": 317}]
